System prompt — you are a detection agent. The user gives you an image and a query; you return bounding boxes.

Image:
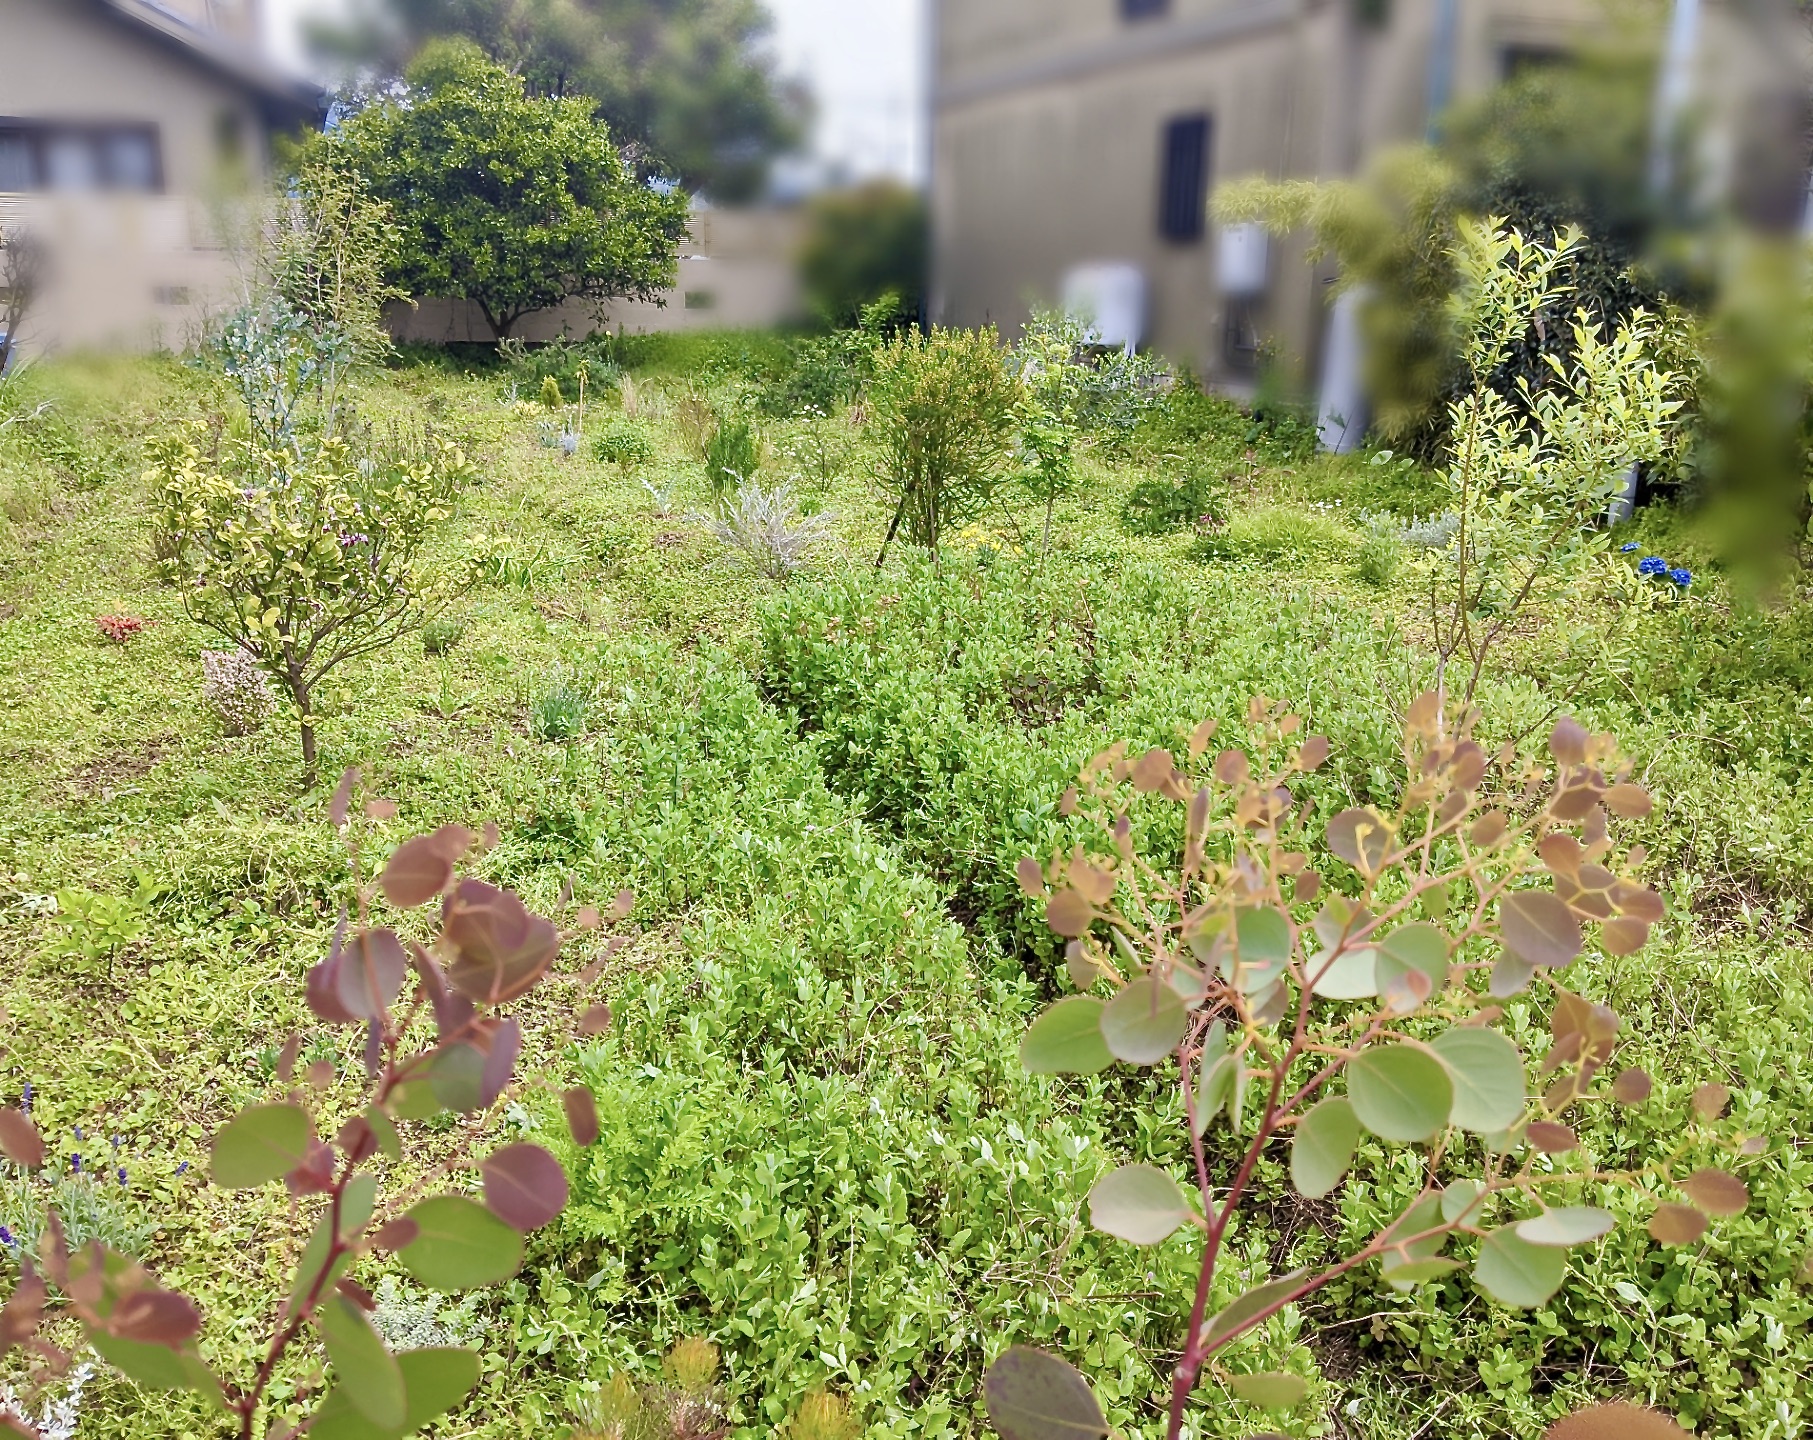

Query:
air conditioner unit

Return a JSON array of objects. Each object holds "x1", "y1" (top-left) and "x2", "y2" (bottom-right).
[
  {"x1": 1060, "y1": 263, "x2": 1147, "y2": 352},
  {"x1": 1217, "y1": 222, "x2": 1269, "y2": 298}
]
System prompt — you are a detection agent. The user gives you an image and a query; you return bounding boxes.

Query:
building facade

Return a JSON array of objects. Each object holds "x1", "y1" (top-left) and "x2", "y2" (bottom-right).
[
  {"x1": 0, "y1": 0, "x2": 320, "y2": 355},
  {"x1": 928, "y1": 0, "x2": 1592, "y2": 390}
]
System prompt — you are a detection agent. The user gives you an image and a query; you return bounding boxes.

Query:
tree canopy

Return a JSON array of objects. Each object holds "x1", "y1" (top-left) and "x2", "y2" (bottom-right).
[
  {"x1": 319, "y1": 0, "x2": 807, "y2": 202},
  {"x1": 317, "y1": 40, "x2": 691, "y2": 338}
]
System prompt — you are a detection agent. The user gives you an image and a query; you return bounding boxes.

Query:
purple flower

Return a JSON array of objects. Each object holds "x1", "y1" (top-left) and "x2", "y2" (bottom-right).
[
  {"x1": 0, "y1": 1226, "x2": 15, "y2": 1248},
  {"x1": 72, "y1": 1126, "x2": 82, "y2": 1142},
  {"x1": 176, "y1": 1161, "x2": 189, "y2": 1175},
  {"x1": 19, "y1": 1083, "x2": 30, "y2": 1115},
  {"x1": 117, "y1": 1166, "x2": 128, "y2": 1186},
  {"x1": 70, "y1": 1154, "x2": 80, "y2": 1174}
]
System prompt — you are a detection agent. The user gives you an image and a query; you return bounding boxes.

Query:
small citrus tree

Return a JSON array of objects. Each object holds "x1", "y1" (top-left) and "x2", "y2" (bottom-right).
[{"x1": 151, "y1": 427, "x2": 471, "y2": 786}]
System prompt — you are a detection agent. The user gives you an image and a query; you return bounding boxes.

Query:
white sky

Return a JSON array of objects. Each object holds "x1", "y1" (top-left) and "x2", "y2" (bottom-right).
[{"x1": 263, "y1": 0, "x2": 925, "y2": 183}]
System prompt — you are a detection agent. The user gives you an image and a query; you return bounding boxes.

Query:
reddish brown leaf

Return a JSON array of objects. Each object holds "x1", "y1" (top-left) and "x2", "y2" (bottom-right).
[
  {"x1": 0, "y1": 1110, "x2": 45, "y2": 1170},
  {"x1": 335, "y1": 1278, "x2": 377, "y2": 1311},
  {"x1": 1549, "y1": 718, "x2": 1588, "y2": 766},
  {"x1": 1298, "y1": 735, "x2": 1330, "y2": 771},
  {"x1": 1691, "y1": 1082, "x2": 1731, "y2": 1120},
  {"x1": 1500, "y1": 891, "x2": 1583, "y2": 968},
  {"x1": 304, "y1": 1060, "x2": 335, "y2": 1090},
  {"x1": 1014, "y1": 857, "x2": 1044, "y2": 900},
  {"x1": 275, "y1": 1033, "x2": 302, "y2": 1084},
  {"x1": 1526, "y1": 1122, "x2": 1578, "y2": 1154},
  {"x1": 1611, "y1": 881, "x2": 1665, "y2": 924},
  {"x1": 1610, "y1": 1068, "x2": 1653, "y2": 1105},
  {"x1": 1189, "y1": 719, "x2": 1218, "y2": 757},
  {"x1": 364, "y1": 798, "x2": 398, "y2": 821},
  {"x1": 482, "y1": 1143, "x2": 570, "y2": 1232},
  {"x1": 335, "y1": 929, "x2": 409, "y2": 1020},
  {"x1": 1045, "y1": 890, "x2": 1094, "y2": 939},
  {"x1": 481, "y1": 820, "x2": 501, "y2": 851},
  {"x1": 335, "y1": 1116, "x2": 377, "y2": 1166},
  {"x1": 1601, "y1": 917, "x2": 1650, "y2": 956},
  {"x1": 605, "y1": 889, "x2": 635, "y2": 923},
  {"x1": 1067, "y1": 858, "x2": 1115, "y2": 907},
  {"x1": 442, "y1": 881, "x2": 563, "y2": 1006},
  {"x1": 1681, "y1": 1168, "x2": 1749, "y2": 1217},
  {"x1": 0, "y1": 1267, "x2": 46, "y2": 1350},
  {"x1": 1603, "y1": 783, "x2": 1652, "y2": 819},
  {"x1": 1327, "y1": 807, "x2": 1392, "y2": 875},
  {"x1": 1470, "y1": 811, "x2": 1509, "y2": 848},
  {"x1": 368, "y1": 1217, "x2": 419, "y2": 1253},
  {"x1": 108, "y1": 1288, "x2": 201, "y2": 1346},
  {"x1": 381, "y1": 826, "x2": 475, "y2": 908},
  {"x1": 1407, "y1": 690, "x2": 1441, "y2": 734},
  {"x1": 563, "y1": 1086, "x2": 600, "y2": 1147},
  {"x1": 1648, "y1": 1203, "x2": 1708, "y2": 1246},
  {"x1": 1449, "y1": 742, "x2": 1487, "y2": 791},
  {"x1": 286, "y1": 1139, "x2": 336, "y2": 1196},
  {"x1": 1133, "y1": 748, "x2": 1176, "y2": 792},
  {"x1": 329, "y1": 768, "x2": 359, "y2": 830},
  {"x1": 578, "y1": 1004, "x2": 613, "y2": 1038},
  {"x1": 37, "y1": 1214, "x2": 67, "y2": 1291},
  {"x1": 479, "y1": 1018, "x2": 522, "y2": 1108},
  {"x1": 412, "y1": 946, "x2": 475, "y2": 1040},
  {"x1": 1740, "y1": 1135, "x2": 1767, "y2": 1156},
  {"x1": 1293, "y1": 872, "x2": 1322, "y2": 905},
  {"x1": 1212, "y1": 749, "x2": 1248, "y2": 786},
  {"x1": 1538, "y1": 834, "x2": 1583, "y2": 877}
]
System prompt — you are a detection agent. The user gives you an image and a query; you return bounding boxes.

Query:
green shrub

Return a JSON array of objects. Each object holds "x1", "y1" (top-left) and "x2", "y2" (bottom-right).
[
  {"x1": 1188, "y1": 505, "x2": 1354, "y2": 564},
  {"x1": 422, "y1": 615, "x2": 466, "y2": 655},
  {"x1": 593, "y1": 418, "x2": 656, "y2": 467},
  {"x1": 1353, "y1": 509, "x2": 1404, "y2": 586},
  {"x1": 1119, "y1": 469, "x2": 1229, "y2": 536},
  {"x1": 531, "y1": 670, "x2": 590, "y2": 740},
  {"x1": 703, "y1": 415, "x2": 760, "y2": 501},
  {"x1": 869, "y1": 326, "x2": 1022, "y2": 556}
]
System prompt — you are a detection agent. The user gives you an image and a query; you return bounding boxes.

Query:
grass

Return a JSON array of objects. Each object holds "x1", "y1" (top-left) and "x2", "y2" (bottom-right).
[{"x1": 0, "y1": 348, "x2": 1809, "y2": 1439}]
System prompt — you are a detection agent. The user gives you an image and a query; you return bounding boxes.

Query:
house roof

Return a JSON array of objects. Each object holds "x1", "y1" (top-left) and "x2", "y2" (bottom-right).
[{"x1": 96, "y1": 0, "x2": 325, "y2": 124}]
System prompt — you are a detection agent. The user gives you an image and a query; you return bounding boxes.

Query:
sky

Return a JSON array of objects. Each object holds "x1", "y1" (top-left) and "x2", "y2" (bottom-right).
[{"x1": 263, "y1": 0, "x2": 925, "y2": 184}]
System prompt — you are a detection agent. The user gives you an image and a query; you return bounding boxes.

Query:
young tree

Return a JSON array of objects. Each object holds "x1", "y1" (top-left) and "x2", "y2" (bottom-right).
[
  {"x1": 151, "y1": 426, "x2": 472, "y2": 787},
  {"x1": 320, "y1": 39, "x2": 691, "y2": 340},
  {"x1": 799, "y1": 181, "x2": 928, "y2": 329}
]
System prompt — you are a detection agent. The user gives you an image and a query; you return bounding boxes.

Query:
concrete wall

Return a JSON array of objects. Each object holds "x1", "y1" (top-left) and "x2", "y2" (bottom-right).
[
  {"x1": 930, "y1": 0, "x2": 1617, "y2": 387},
  {"x1": 384, "y1": 207, "x2": 809, "y2": 344}
]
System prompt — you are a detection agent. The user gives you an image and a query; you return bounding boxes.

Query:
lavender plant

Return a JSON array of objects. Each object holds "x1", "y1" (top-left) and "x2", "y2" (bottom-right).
[{"x1": 201, "y1": 649, "x2": 278, "y2": 737}]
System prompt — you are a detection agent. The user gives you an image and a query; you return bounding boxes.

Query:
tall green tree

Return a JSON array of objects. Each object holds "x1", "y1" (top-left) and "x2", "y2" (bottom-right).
[
  {"x1": 317, "y1": 40, "x2": 690, "y2": 339},
  {"x1": 320, "y1": 0, "x2": 807, "y2": 202}
]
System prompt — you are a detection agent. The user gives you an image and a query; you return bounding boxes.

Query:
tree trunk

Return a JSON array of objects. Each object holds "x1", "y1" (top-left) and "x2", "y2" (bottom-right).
[{"x1": 286, "y1": 659, "x2": 317, "y2": 789}]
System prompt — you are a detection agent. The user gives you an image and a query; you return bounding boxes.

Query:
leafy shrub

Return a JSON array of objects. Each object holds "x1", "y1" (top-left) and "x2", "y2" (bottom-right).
[
  {"x1": 703, "y1": 414, "x2": 760, "y2": 502},
  {"x1": 1402, "y1": 510, "x2": 1460, "y2": 550},
  {"x1": 539, "y1": 376, "x2": 564, "y2": 410},
  {"x1": 869, "y1": 326, "x2": 1022, "y2": 556},
  {"x1": 1353, "y1": 510, "x2": 1403, "y2": 586},
  {"x1": 150, "y1": 425, "x2": 471, "y2": 785},
  {"x1": 593, "y1": 418, "x2": 655, "y2": 467},
  {"x1": 799, "y1": 180, "x2": 927, "y2": 328},
  {"x1": 1120, "y1": 470, "x2": 1229, "y2": 536},
  {"x1": 698, "y1": 481, "x2": 834, "y2": 581},
  {"x1": 1188, "y1": 505, "x2": 1353, "y2": 564},
  {"x1": 201, "y1": 649, "x2": 277, "y2": 735},
  {"x1": 532, "y1": 670, "x2": 591, "y2": 741},
  {"x1": 421, "y1": 615, "x2": 466, "y2": 655}
]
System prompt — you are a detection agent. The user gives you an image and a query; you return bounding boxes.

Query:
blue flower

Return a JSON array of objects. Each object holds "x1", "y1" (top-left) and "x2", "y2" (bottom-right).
[
  {"x1": 20, "y1": 1084, "x2": 31, "y2": 1115},
  {"x1": 117, "y1": 1166, "x2": 128, "y2": 1186},
  {"x1": 1620, "y1": 542, "x2": 1640, "y2": 552},
  {"x1": 1638, "y1": 556, "x2": 1668, "y2": 577},
  {"x1": 0, "y1": 1226, "x2": 14, "y2": 1248},
  {"x1": 1671, "y1": 568, "x2": 1692, "y2": 589},
  {"x1": 72, "y1": 1126, "x2": 82, "y2": 1142},
  {"x1": 176, "y1": 1161, "x2": 189, "y2": 1176},
  {"x1": 70, "y1": 1154, "x2": 80, "y2": 1174}
]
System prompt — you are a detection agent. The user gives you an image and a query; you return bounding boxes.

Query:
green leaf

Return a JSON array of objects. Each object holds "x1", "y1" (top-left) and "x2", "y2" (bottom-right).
[
  {"x1": 1020, "y1": 997, "x2": 1113, "y2": 1075},
  {"x1": 1440, "y1": 1180, "x2": 1484, "y2": 1225},
  {"x1": 428, "y1": 1044, "x2": 486, "y2": 1115},
  {"x1": 1516, "y1": 1207, "x2": 1615, "y2": 1248},
  {"x1": 1306, "y1": 943, "x2": 1377, "y2": 999},
  {"x1": 1375, "y1": 922, "x2": 1449, "y2": 998},
  {"x1": 365, "y1": 1106, "x2": 401, "y2": 1162},
  {"x1": 1087, "y1": 1165, "x2": 1193, "y2": 1246},
  {"x1": 1191, "y1": 1021, "x2": 1230, "y2": 1139},
  {"x1": 1346, "y1": 1045, "x2": 1453, "y2": 1142},
  {"x1": 90, "y1": 1336, "x2": 223, "y2": 1405},
  {"x1": 210, "y1": 1103, "x2": 311, "y2": 1189},
  {"x1": 1430, "y1": 1026, "x2": 1527, "y2": 1133},
  {"x1": 1231, "y1": 906, "x2": 1292, "y2": 993},
  {"x1": 1379, "y1": 1257, "x2": 1462, "y2": 1290},
  {"x1": 1290, "y1": 1097, "x2": 1360, "y2": 1199},
  {"x1": 397, "y1": 1196, "x2": 524, "y2": 1291},
  {"x1": 1474, "y1": 1227, "x2": 1568, "y2": 1308},
  {"x1": 984, "y1": 1346, "x2": 1108, "y2": 1440},
  {"x1": 307, "y1": 1347, "x2": 481, "y2": 1440},
  {"x1": 290, "y1": 1209, "x2": 352, "y2": 1312},
  {"x1": 318, "y1": 1296, "x2": 406, "y2": 1430},
  {"x1": 341, "y1": 1174, "x2": 379, "y2": 1243},
  {"x1": 1227, "y1": 1371, "x2": 1309, "y2": 1410},
  {"x1": 1099, "y1": 976, "x2": 1187, "y2": 1065},
  {"x1": 386, "y1": 1078, "x2": 440, "y2": 1122},
  {"x1": 1203, "y1": 1270, "x2": 1306, "y2": 1345}
]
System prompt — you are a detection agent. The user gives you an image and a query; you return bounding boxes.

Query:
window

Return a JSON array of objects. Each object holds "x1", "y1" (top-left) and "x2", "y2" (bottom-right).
[
  {"x1": 0, "y1": 122, "x2": 163, "y2": 194},
  {"x1": 1158, "y1": 114, "x2": 1211, "y2": 244},
  {"x1": 1122, "y1": 0, "x2": 1170, "y2": 17},
  {"x1": 1501, "y1": 44, "x2": 1570, "y2": 80}
]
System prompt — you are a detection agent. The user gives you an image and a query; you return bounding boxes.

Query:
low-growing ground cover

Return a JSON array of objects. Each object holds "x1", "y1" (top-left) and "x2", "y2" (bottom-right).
[{"x1": 0, "y1": 334, "x2": 1808, "y2": 1439}]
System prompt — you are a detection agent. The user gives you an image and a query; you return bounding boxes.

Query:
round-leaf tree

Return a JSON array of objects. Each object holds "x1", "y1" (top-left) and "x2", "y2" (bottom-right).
[{"x1": 322, "y1": 39, "x2": 691, "y2": 340}]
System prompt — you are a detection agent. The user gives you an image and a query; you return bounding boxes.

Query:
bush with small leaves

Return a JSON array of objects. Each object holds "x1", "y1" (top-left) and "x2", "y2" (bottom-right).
[
  {"x1": 593, "y1": 419, "x2": 655, "y2": 468},
  {"x1": 1121, "y1": 470, "x2": 1229, "y2": 537},
  {"x1": 201, "y1": 649, "x2": 278, "y2": 736},
  {"x1": 0, "y1": 772, "x2": 630, "y2": 1440},
  {"x1": 703, "y1": 415, "x2": 760, "y2": 504},
  {"x1": 987, "y1": 699, "x2": 1745, "y2": 1440},
  {"x1": 420, "y1": 616, "x2": 465, "y2": 656},
  {"x1": 569, "y1": 1338, "x2": 725, "y2": 1440}
]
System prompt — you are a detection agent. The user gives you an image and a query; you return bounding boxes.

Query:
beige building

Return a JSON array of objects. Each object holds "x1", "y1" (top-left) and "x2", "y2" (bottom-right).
[
  {"x1": 929, "y1": 0, "x2": 1597, "y2": 392},
  {"x1": 0, "y1": 0, "x2": 321, "y2": 355}
]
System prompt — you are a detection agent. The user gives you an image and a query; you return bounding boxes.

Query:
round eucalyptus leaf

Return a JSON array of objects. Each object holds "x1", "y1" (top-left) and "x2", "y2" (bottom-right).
[
  {"x1": 1499, "y1": 891, "x2": 1583, "y2": 968},
  {"x1": 307, "y1": 1346, "x2": 481, "y2": 1440},
  {"x1": 1227, "y1": 1371, "x2": 1308, "y2": 1410},
  {"x1": 1099, "y1": 976, "x2": 1188, "y2": 1065},
  {"x1": 1375, "y1": 922, "x2": 1449, "y2": 998},
  {"x1": 1290, "y1": 1097, "x2": 1360, "y2": 1200},
  {"x1": 397, "y1": 1196, "x2": 524, "y2": 1292},
  {"x1": 1306, "y1": 945, "x2": 1377, "y2": 1000},
  {"x1": 983, "y1": 1346, "x2": 1108, "y2": 1440},
  {"x1": 1474, "y1": 1227, "x2": 1567, "y2": 1308},
  {"x1": 1020, "y1": 997, "x2": 1113, "y2": 1076},
  {"x1": 210, "y1": 1103, "x2": 312, "y2": 1190},
  {"x1": 317, "y1": 1295, "x2": 406, "y2": 1431},
  {"x1": 1380, "y1": 1256, "x2": 1463, "y2": 1291},
  {"x1": 1347, "y1": 1045, "x2": 1453, "y2": 1142},
  {"x1": 1203, "y1": 1270, "x2": 1307, "y2": 1345},
  {"x1": 1440, "y1": 1180, "x2": 1484, "y2": 1225},
  {"x1": 1430, "y1": 1026, "x2": 1527, "y2": 1134},
  {"x1": 1087, "y1": 1164, "x2": 1193, "y2": 1246},
  {"x1": 1516, "y1": 1206, "x2": 1615, "y2": 1248},
  {"x1": 1232, "y1": 906, "x2": 1293, "y2": 993}
]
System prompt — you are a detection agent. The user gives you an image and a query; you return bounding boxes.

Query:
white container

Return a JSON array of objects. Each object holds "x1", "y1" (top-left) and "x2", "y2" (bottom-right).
[
  {"x1": 1217, "y1": 222, "x2": 1270, "y2": 298},
  {"x1": 1061, "y1": 262, "x2": 1148, "y2": 352}
]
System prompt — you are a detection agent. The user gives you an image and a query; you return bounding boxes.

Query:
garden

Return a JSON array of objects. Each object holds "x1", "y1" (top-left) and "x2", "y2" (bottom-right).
[{"x1": 1, "y1": 37, "x2": 1811, "y2": 1440}]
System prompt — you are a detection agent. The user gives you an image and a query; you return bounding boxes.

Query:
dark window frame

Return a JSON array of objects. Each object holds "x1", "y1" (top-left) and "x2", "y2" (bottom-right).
[
  {"x1": 0, "y1": 119, "x2": 165, "y2": 194},
  {"x1": 1158, "y1": 113, "x2": 1212, "y2": 245},
  {"x1": 1121, "y1": 0, "x2": 1170, "y2": 20}
]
